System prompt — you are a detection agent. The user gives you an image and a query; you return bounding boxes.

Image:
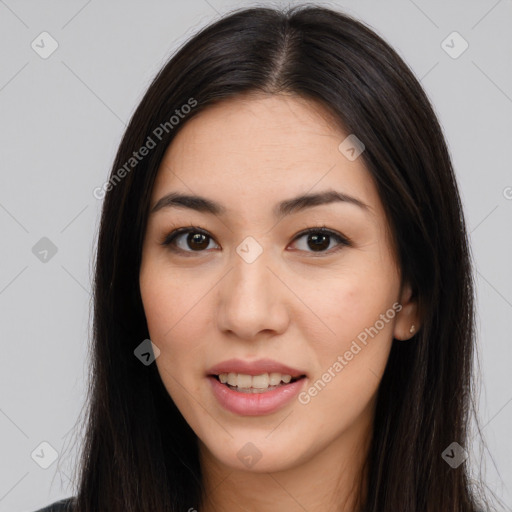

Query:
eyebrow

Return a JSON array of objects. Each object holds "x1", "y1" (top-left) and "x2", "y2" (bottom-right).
[{"x1": 150, "y1": 189, "x2": 371, "y2": 218}]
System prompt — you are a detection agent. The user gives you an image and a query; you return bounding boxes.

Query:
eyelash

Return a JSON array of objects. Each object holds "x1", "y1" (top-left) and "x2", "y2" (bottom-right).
[{"x1": 159, "y1": 225, "x2": 352, "y2": 257}]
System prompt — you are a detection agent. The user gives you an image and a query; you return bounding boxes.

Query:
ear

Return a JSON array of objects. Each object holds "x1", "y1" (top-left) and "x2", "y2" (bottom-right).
[{"x1": 393, "y1": 282, "x2": 420, "y2": 341}]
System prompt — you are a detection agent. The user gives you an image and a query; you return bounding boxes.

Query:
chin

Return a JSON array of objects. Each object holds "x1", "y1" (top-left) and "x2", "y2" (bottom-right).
[{"x1": 201, "y1": 432, "x2": 309, "y2": 474}]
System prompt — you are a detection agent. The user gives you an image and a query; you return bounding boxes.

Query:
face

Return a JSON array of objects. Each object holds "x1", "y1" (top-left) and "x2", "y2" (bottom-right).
[{"x1": 139, "y1": 93, "x2": 418, "y2": 474}]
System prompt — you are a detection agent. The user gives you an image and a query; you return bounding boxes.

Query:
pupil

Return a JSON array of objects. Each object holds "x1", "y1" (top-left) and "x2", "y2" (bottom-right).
[
  {"x1": 309, "y1": 233, "x2": 329, "y2": 251},
  {"x1": 188, "y1": 232, "x2": 209, "y2": 250}
]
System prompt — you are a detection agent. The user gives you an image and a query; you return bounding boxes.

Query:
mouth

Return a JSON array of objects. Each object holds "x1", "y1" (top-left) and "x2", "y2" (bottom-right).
[
  {"x1": 209, "y1": 372, "x2": 307, "y2": 394},
  {"x1": 206, "y1": 358, "x2": 308, "y2": 415}
]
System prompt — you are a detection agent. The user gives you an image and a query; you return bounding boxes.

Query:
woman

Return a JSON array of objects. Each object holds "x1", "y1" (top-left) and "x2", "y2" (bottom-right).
[{"x1": 35, "y1": 4, "x2": 496, "y2": 511}]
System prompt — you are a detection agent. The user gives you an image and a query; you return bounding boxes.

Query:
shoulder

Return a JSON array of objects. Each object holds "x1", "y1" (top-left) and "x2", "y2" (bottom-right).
[{"x1": 32, "y1": 497, "x2": 75, "y2": 512}]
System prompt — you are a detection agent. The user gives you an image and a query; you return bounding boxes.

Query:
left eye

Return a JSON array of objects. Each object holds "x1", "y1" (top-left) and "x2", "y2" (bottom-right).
[
  {"x1": 292, "y1": 228, "x2": 350, "y2": 254},
  {"x1": 160, "y1": 226, "x2": 351, "y2": 256}
]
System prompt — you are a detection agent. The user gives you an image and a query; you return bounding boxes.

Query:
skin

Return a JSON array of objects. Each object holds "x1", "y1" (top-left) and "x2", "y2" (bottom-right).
[{"x1": 139, "y1": 93, "x2": 420, "y2": 512}]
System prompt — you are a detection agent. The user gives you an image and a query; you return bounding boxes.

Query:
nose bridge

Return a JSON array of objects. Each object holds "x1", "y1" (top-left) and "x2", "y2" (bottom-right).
[
  {"x1": 217, "y1": 239, "x2": 288, "y2": 338},
  {"x1": 229, "y1": 241, "x2": 275, "y2": 309},
  {"x1": 232, "y1": 246, "x2": 271, "y2": 296},
  {"x1": 230, "y1": 232, "x2": 273, "y2": 292}
]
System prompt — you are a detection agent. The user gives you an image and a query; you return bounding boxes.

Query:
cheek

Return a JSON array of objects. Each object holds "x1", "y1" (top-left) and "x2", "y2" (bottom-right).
[
  {"x1": 140, "y1": 259, "x2": 205, "y2": 345},
  {"x1": 310, "y1": 270, "x2": 396, "y2": 345},
  {"x1": 139, "y1": 259, "x2": 225, "y2": 409},
  {"x1": 139, "y1": 267, "x2": 207, "y2": 423},
  {"x1": 139, "y1": 262, "x2": 203, "y2": 384},
  {"x1": 292, "y1": 280, "x2": 396, "y2": 445},
  {"x1": 299, "y1": 260, "x2": 399, "y2": 407}
]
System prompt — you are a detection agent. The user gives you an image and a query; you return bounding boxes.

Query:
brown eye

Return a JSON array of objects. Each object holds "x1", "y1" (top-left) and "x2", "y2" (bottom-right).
[
  {"x1": 161, "y1": 225, "x2": 351, "y2": 257},
  {"x1": 183, "y1": 232, "x2": 210, "y2": 251},
  {"x1": 290, "y1": 227, "x2": 350, "y2": 255},
  {"x1": 161, "y1": 227, "x2": 219, "y2": 254}
]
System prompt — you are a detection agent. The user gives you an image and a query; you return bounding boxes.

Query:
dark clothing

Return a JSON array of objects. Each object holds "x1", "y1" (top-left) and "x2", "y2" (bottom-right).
[{"x1": 33, "y1": 497, "x2": 75, "y2": 511}]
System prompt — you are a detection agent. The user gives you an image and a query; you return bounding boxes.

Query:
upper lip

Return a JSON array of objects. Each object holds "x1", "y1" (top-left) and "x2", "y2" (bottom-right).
[{"x1": 207, "y1": 358, "x2": 307, "y2": 378}]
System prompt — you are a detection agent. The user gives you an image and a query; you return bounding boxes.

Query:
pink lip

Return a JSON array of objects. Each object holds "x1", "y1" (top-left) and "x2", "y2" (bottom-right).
[
  {"x1": 207, "y1": 358, "x2": 306, "y2": 378},
  {"x1": 208, "y1": 375, "x2": 307, "y2": 416}
]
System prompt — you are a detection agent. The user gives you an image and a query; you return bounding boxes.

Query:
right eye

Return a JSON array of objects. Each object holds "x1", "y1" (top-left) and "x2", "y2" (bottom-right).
[{"x1": 160, "y1": 226, "x2": 219, "y2": 255}]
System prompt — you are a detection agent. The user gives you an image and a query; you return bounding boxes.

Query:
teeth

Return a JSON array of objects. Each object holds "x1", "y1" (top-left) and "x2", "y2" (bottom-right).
[
  {"x1": 237, "y1": 374, "x2": 252, "y2": 388},
  {"x1": 252, "y1": 374, "x2": 269, "y2": 389},
  {"x1": 269, "y1": 372, "x2": 282, "y2": 386},
  {"x1": 217, "y1": 372, "x2": 296, "y2": 389}
]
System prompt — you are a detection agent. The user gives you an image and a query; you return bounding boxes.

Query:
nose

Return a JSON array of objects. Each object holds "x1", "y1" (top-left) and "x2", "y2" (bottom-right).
[{"x1": 216, "y1": 248, "x2": 290, "y2": 341}]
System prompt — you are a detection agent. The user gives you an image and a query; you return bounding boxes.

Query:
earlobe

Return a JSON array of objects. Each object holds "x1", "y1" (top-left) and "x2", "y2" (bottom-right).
[{"x1": 393, "y1": 283, "x2": 420, "y2": 341}]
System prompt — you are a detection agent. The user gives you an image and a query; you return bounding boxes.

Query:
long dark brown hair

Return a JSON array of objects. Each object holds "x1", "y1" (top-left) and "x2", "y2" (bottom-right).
[{"x1": 66, "y1": 5, "x2": 499, "y2": 511}]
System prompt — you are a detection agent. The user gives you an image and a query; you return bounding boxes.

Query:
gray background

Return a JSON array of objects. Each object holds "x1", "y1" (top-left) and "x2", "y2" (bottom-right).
[{"x1": 0, "y1": 0, "x2": 511, "y2": 510}]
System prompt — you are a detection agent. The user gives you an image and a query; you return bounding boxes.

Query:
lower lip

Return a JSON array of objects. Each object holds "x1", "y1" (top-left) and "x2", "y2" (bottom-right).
[{"x1": 208, "y1": 376, "x2": 306, "y2": 416}]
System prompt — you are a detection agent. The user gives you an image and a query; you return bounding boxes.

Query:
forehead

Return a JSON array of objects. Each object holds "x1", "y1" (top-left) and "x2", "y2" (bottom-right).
[{"x1": 151, "y1": 94, "x2": 381, "y2": 222}]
